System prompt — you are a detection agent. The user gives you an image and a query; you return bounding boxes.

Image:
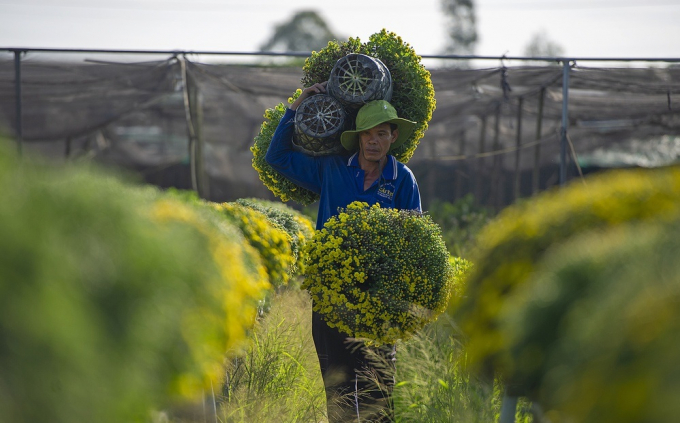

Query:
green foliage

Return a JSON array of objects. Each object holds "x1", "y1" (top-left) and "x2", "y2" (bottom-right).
[
  {"x1": 218, "y1": 289, "x2": 326, "y2": 422},
  {"x1": 452, "y1": 165, "x2": 680, "y2": 387},
  {"x1": 0, "y1": 141, "x2": 269, "y2": 423},
  {"x1": 441, "y1": 0, "x2": 478, "y2": 57},
  {"x1": 236, "y1": 197, "x2": 315, "y2": 275},
  {"x1": 501, "y1": 222, "x2": 680, "y2": 423},
  {"x1": 303, "y1": 202, "x2": 461, "y2": 345},
  {"x1": 214, "y1": 201, "x2": 295, "y2": 288},
  {"x1": 449, "y1": 255, "x2": 474, "y2": 299},
  {"x1": 428, "y1": 194, "x2": 492, "y2": 258},
  {"x1": 162, "y1": 283, "x2": 530, "y2": 423},
  {"x1": 251, "y1": 30, "x2": 436, "y2": 204},
  {"x1": 394, "y1": 319, "x2": 533, "y2": 423},
  {"x1": 259, "y1": 10, "x2": 342, "y2": 53},
  {"x1": 164, "y1": 186, "x2": 202, "y2": 204}
]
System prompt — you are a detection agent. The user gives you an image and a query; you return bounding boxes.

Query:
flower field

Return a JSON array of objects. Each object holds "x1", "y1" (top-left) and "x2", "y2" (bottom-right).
[
  {"x1": 2, "y1": 138, "x2": 513, "y2": 423},
  {"x1": 6, "y1": 130, "x2": 680, "y2": 423},
  {"x1": 450, "y1": 166, "x2": 680, "y2": 422}
]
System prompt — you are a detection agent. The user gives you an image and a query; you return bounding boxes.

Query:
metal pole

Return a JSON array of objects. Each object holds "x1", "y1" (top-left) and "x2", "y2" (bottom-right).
[
  {"x1": 427, "y1": 137, "x2": 437, "y2": 205},
  {"x1": 560, "y1": 60, "x2": 571, "y2": 186},
  {"x1": 65, "y1": 138, "x2": 72, "y2": 158},
  {"x1": 514, "y1": 97, "x2": 524, "y2": 201},
  {"x1": 455, "y1": 129, "x2": 466, "y2": 200},
  {"x1": 499, "y1": 394, "x2": 518, "y2": 423},
  {"x1": 475, "y1": 116, "x2": 487, "y2": 205},
  {"x1": 533, "y1": 88, "x2": 545, "y2": 195},
  {"x1": 14, "y1": 50, "x2": 23, "y2": 155},
  {"x1": 491, "y1": 105, "x2": 502, "y2": 210}
]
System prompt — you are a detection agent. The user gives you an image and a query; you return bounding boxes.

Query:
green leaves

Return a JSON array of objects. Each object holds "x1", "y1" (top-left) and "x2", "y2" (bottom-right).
[
  {"x1": 0, "y1": 140, "x2": 270, "y2": 423},
  {"x1": 451, "y1": 165, "x2": 680, "y2": 420}
]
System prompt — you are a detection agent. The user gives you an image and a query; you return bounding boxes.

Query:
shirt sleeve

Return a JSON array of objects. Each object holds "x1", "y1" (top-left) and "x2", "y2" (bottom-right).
[
  {"x1": 395, "y1": 166, "x2": 422, "y2": 213},
  {"x1": 264, "y1": 108, "x2": 323, "y2": 194}
]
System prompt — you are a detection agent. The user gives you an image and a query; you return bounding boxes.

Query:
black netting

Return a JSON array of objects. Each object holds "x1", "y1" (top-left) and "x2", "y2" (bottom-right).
[{"x1": 1, "y1": 52, "x2": 679, "y2": 208}]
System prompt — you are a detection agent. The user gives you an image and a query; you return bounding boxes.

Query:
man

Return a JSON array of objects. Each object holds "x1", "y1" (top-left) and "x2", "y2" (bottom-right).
[{"x1": 265, "y1": 81, "x2": 422, "y2": 422}]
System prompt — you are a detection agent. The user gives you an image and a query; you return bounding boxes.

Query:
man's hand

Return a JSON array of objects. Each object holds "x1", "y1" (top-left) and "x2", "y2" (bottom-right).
[{"x1": 290, "y1": 82, "x2": 327, "y2": 111}]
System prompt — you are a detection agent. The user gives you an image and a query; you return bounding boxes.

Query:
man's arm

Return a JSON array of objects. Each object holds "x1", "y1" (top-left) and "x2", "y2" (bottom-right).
[{"x1": 264, "y1": 82, "x2": 328, "y2": 194}]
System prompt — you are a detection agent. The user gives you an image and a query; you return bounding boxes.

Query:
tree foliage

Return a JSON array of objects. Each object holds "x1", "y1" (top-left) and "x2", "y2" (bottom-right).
[
  {"x1": 441, "y1": 0, "x2": 478, "y2": 55},
  {"x1": 523, "y1": 29, "x2": 565, "y2": 59},
  {"x1": 259, "y1": 10, "x2": 342, "y2": 52}
]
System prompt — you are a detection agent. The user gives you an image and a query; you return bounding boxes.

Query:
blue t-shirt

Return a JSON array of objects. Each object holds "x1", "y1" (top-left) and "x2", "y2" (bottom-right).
[{"x1": 265, "y1": 108, "x2": 422, "y2": 230}]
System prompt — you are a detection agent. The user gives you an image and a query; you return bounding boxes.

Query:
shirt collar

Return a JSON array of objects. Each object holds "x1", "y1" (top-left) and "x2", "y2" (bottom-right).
[{"x1": 346, "y1": 152, "x2": 398, "y2": 181}]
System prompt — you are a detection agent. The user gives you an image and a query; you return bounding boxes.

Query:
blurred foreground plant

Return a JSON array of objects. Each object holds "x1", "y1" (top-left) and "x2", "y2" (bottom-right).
[
  {"x1": 0, "y1": 140, "x2": 269, "y2": 423},
  {"x1": 502, "y1": 222, "x2": 680, "y2": 423},
  {"x1": 452, "y1": 166, "x2": 680, "y2": 388}
]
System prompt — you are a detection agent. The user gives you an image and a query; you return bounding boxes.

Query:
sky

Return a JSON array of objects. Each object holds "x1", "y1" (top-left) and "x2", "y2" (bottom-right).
[{"x1": 1, "y1": 0, "x2": 680, "y2": 67}]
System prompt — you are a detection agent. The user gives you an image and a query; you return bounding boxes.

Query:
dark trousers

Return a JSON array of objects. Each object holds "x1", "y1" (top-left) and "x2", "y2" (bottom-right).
[{"x1": 312, "y1": 310, "x2": 396, "y2": 422}]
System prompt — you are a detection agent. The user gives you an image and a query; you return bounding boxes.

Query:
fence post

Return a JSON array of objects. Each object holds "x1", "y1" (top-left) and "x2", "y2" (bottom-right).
[
  {"x1": 455, "y1": 129, "x2": 466, "y2": 200},
  {"x1": 13, "y1": 50, "x2": 23, "y2": 155},
  {"x1": 533, "y1": 88, "x2": 545, "y2": 195},
  {"x1": 491, "y1": 105, "x2": 502, "y2": 210},
  {"x1": 560, "y1": 60, "x2": 571, "y2": 186},
  {"x1": 475, "y1": 115, "x2": 487, "y2": 205},
  {"x1": 499, "y1": 394, "x2": 518, "y2": 423},
  {"x1": 514, "y1": 96, "x2": 524, "y2": 201},
  {"x1": 427, "y1": 138, "x2": 437, "y2": 206}
]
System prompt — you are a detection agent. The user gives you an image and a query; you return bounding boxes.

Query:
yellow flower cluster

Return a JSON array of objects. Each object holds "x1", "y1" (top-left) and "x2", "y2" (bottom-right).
[
  {"x1": 451, "y1": 166, "x2": 680, "y2": 387},
  {"x1": 303, "y1": 202, "x2": 460, "y2": 345},
  {"x1": 213, "y1": 202, "x2": 295, "y2": 288},
  {"x1": 292, "y1": 214, "x2": 315, "y2": 274},
  {"x1": 150, "y1": 198, "x2": 270, "y2": 397},
  {"x1": 235, "y1": 197, "x2": 315, "y2": 276}
]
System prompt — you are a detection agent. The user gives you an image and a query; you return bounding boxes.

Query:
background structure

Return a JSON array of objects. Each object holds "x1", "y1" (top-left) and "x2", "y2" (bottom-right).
[{"x1": 1, "y1": 51, "x2": 679, "y2": 210}]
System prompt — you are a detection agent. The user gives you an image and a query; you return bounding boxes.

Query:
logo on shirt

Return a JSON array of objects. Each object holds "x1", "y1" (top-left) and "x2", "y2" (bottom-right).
[{"x1": 377, "y1": 182, "x2": 395, "y2": 202}]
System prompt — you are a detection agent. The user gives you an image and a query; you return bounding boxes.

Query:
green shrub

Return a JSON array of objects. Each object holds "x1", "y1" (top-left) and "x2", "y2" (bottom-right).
[
  {"x1": 0, "y1": 141, "x2": 269, "y2": 423},
  {"x1": 149, "y1": 197, "x2": 271, "y2": 394},
  {"x1": 428, "y1": 194, "x2": 492, "y2": 258},
  {"x1": 251, "y1": 29, "x2": 436, "y2": 204},
  {"x1": 451, "y1": 166, "x2": 680, "y2": 385},
  {"x1": 502, "y1": 222, "x2": 680, "y2": 423},
  {"x1": 214, "y1": 202, "x2": 295, "y2": 288},
  {"x1": 236, "y1": 197, "x2": 315, "y2": 276},
  {"x1": 302, "y1": 202, "x2": 460, "y2": 345}
]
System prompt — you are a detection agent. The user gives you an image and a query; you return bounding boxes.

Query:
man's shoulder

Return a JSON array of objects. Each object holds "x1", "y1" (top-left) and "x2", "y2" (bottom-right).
[
  {"x1": 392, "y1": 157, "x2": 416, "y2": 178},
  {"x1": 327, "y1": 151, "x2": 354, "y2": 165}
]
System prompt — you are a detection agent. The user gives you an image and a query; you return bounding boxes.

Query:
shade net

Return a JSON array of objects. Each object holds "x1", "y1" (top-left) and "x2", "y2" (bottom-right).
[{"x1": 1, "y1": 52, "x2": 679, "y2": 207}]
